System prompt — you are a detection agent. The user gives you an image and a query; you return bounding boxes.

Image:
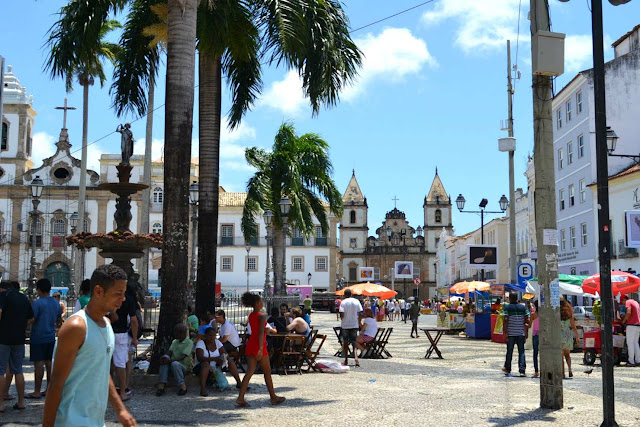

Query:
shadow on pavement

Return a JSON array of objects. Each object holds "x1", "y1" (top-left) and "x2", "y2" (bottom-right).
[{"x1": 487, "y1": 408, "x2": 559, "y2": 426}]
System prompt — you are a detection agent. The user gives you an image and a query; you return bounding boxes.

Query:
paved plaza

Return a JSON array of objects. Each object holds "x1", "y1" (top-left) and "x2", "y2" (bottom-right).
[{"x1": 2, "y1": 312, "x2": 640, "y2": 426}]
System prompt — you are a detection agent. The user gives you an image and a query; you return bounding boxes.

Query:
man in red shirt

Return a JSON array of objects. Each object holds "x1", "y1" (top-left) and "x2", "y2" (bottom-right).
[{"x1": 621, "y1": 295, "x2": 640, "y2": 366}]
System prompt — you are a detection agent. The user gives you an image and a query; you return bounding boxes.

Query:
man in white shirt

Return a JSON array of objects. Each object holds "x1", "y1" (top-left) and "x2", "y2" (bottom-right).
[
  {"x1": 214, "y1": 310, "x2": 242, "y2": 388},
  {"x1": 339, "y1": 289, "x2": 363, "y2": 367}
]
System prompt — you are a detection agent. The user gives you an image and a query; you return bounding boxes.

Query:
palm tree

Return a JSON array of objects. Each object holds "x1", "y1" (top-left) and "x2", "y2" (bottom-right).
[
  {"x1": 44, "y1": 2, "x2": 122, "y2": 288},
  {"x1": 241, "y1": 123, "x2": 343, "y2": 295}
]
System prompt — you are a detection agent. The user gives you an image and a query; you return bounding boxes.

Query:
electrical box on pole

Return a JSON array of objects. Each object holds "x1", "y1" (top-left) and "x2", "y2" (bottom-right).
[{"x1": 532, "y1": 31, "x2": 566, "y2": 76}]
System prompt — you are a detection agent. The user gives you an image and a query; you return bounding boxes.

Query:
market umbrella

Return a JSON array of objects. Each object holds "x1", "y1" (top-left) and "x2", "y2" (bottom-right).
[
  {"x1": 449, "y1": 281, "x2": 490, "y2": 294},
  {"x1": 581, "y1": 271, "x2": 640, "y2": 296},
  {"x1": 335, "y1": 282, "x2": 397, "y2": 299}
]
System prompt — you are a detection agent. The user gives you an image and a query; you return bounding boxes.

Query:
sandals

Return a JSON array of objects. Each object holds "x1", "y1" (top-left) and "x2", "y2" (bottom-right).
[
  {"x1": 24, "y1": 393, "x2": 42, "y2": 399},
  {"x1": 355, "y1": 362, "x2": 360, "y2": 368},
  {"x1": 200, "y1": 390, "x2": 209, "y2": 397},
  {"x1": 236, "y1": 400, "x2": 250, "y2": 408},
  {"x1": 270, "y1": 396, "x2": 286, "y2": 405},
  {"x1": 13, "y1": 403, "x2": 26, "y2": 410}
]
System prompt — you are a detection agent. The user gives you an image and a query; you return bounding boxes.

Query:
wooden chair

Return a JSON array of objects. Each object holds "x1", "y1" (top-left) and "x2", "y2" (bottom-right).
[
  {"x1": 371, "y1": 327, "x2": 393, "y2": 359},
  {"x1": 360, "y1": 328, "x2": 385, "y2": 359},
  {"x1": 333, "y1": 326, "x2": 344, "y2": 357},
  {"x1": 279, "y1": 335, "x2": 306, "y2": 375},
  {"x1": 303, "y1": 331, "x2": 326, "y2": 372}
]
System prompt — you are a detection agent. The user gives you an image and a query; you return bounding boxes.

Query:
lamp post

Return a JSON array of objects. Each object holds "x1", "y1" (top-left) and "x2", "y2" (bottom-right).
[
  {"x1": 455, "y1": 194, "x2": 508, "y2": 282},
  {"x1": 28, "y1": 175, "x2": 44, "y2": 300},
  {"x1": 278, "y1": 197, "x2": 291, "y2": 295},
  {"x1": 606, "y1": 126, "x2": 640, "y2": 162},
  {"x1": 245, "y1": 243, "x2": 251, "y2": 292},
  {"x1": 188, "y1": 181, "x2": 199, "y2": 298},
  {"x1": 307, "y1": 272, "x2": 312, "y2": 287},
  {"x1": 68, "y1": 211, "x2": 79, "y2": 299},
  {"x1": 263, "y1": 209, "x2": 273, "y2": 296},
  {"x1": 416, "y1": 226, "x2": 423, "y2": 299}
]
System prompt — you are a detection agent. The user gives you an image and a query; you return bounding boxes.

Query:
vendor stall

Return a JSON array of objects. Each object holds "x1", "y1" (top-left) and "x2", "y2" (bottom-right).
[{"x1": 437, "y1": 311, "x2": 466, "y2": 330}]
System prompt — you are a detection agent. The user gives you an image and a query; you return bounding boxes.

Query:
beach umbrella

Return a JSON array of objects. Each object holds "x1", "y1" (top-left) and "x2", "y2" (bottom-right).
[{"x1": 335, "y1": 282, "x2": 397, "y2": 299}]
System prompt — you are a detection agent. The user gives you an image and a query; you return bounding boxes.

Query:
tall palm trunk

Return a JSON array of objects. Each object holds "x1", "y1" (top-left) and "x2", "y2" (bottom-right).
[
  {"x1": 75, "y1": 77, "x2": 91, "y2": 288},
  {"x1": 195, "y1": 53, "x2": 221, "y2": 316},
  {"x1": 272, "y1": 224, "x2": 284, "y2": 295},
  {"x1": 139, "y1": 76, "x2": 155, "y2": 291},
  {"x1": 151, "y1": 0, "x2": 197, "y2": 373}
]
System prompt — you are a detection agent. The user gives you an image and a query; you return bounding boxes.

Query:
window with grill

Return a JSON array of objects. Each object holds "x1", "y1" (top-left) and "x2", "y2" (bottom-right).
[
  {"x1": 152, "y1": 223, "x2": 162, "y2": 233},
  {"x1": 413, "y1": 267, "x2": 421, "y2": 278},
  {"x1": 315, "y1": 226, "x2": 327, "y2": 246},
  {"x1": 28, "y1": 217, "x2": 43, "y2": 247},
  {"x1": 292, "y1": 228, "x2": 304, "y2": 246},
  {"x1": 350, "y1": 210, "x2": 356, "y2": 224},
  {"x1": 315, "y1": 256, "x2": 327, "y2": 271},
  {"x1": 581, "y1": 223, "x2": 588, "y2": 246},
  {"x1": 53, "y1": 219, "x2": 65, "y2": 235},
  {"x1": 578, "y1": 134, "x2": 584, "y2": 158},
  {"x1": 247, "y1": 256, "x2": 257, "y2": 271},
  {"x1": 221, "y1": 225, "x2": 234, "y2": 245},
  {"x1": 153, "y1": 187, "x2": 163, "y2": 203},
  {"x1": 221, "y1": 256, "x2": 233, "y2": 271},
  {"x1": 567, "y1": 141, "x2": 573, "y2": 164},
  {"x1": 292, "y1": 256, "x2": 304, "y2": 271},
  {"x1": 435, "y1": 209, "x2": 442, "y2": 223},
  {"x1": 569, "y1": 184, "x2": 575, "y2": 207},
  {"x1": 570, "y1": 226, "x2": 576, "y2": 249}
]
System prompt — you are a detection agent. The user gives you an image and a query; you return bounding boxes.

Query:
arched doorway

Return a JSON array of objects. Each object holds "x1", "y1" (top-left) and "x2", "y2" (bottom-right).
[{"x1": 45, "y1": 262, "x2": 71, "y2": 288}]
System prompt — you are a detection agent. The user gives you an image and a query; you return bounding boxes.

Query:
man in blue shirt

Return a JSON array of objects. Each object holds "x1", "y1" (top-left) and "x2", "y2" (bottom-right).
[
  {"x1": 502, "y1": 293, "x2": 530, "y2": 377},
  {"x1": 26, "y1": 279, "x2": 61, "y2": 398}
]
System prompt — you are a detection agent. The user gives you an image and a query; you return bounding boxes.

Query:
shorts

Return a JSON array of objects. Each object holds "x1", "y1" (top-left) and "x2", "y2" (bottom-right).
[
  {"x1": 0, "y1": 344, "x2": 25, "y2": 375},
  {"x1": 341, "y1": 328, "x2": 359, "y2": 344},
  {"x1": 222, "y1": 341, "x2": 238, "y2": 354},
  {"x1": 193, "y1": 362, "x2": 215, "y2": 376},
  {"x1": 411, "y1": 318, "x2": 418, "y2": 325},
  {"x1": 113, "y1": 333, "x2": 131, "y2": 368},
  {"x1": 359, "y1": 334, "x2": 374, "y2": 343},
  {"x1": 30, "y1": 341, "x2": 55, "y2": 362}
]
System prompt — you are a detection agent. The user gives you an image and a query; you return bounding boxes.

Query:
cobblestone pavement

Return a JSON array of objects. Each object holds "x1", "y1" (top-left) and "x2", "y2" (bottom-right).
[{"x1": 2, "y1": 312, "x2": 639, "y2": 426}]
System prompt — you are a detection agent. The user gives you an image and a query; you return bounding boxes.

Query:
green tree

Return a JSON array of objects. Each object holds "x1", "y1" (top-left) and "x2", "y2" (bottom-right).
[{"x1": 241, "y1": 123, "x2": 343, "y2": 294}]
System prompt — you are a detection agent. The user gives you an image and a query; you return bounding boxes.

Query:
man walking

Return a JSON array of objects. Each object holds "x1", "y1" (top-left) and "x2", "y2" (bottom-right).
[
  {"x1": 409, "y1": 298, "x2": 421, "y2": 338},
  {"x1": 0, "y1": 281, "x2": 33, "y2": 412},
  {"x1": 111, "y1": 282, "x2": 139, "y2": 401},
  {"x1": 502, "y1": 293, "x2": 530, "y2": 377},
  {"x1": 43, "y1": 264, "x2": 136, "y2": 426},
  {"x1": 339, "y1": 289, "x2": 362, "y2": 367},
  {"x1": 26, "y1": 279, "x2": 62, "y2": 399},
  {"x1": 303, "y1": 295, "x2": 313, "y2": 316},
  {"x1": 621, "y1": 295, "x2": 640, "y2": 366}
]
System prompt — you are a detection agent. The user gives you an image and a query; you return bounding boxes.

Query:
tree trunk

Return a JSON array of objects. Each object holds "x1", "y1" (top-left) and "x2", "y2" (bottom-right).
[
  {"x1": 272, "y1": 224, "x2": 283, "y2": 295},
  {"x1": 75, "y1": 80, "x2": 90, "y2": 288},
  {"x1": 151, "y1": 0, "x2": 197, "y2": 374},
  {"x1": 195, "y1": 53, "x2": 221, "y2": 317},
  {"x1": 139, "y1": 76, "x2": 155, "y2": 292}
]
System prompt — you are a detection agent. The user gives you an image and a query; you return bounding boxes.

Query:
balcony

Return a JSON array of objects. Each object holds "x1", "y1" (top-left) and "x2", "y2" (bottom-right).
[
  {"x1": 220, "y1": 236, "x2": 234, "y2": 246},
  {"x1": 292, "y1": 237, "x2": 304, "y2": 246},
  {"x1": 315, "y1": 237, "x2": 327, "y2": 246}
]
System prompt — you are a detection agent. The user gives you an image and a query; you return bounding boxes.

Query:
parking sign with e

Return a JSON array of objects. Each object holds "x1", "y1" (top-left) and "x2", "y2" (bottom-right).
[{"x1": 517, "y1": 263, "x2": 534, "y2": 287}]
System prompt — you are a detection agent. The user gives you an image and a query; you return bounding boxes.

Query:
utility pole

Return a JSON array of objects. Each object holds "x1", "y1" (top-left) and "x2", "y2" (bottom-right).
[
  {"x1": 139, "y1": 76, "x2": 155, "y2": 292},
  {"x1": 506, "y1": 40, "x2": 517, "y2": 286},
  {"x1": 530, "y1": 0, "x2": 563, "y2": 409}
]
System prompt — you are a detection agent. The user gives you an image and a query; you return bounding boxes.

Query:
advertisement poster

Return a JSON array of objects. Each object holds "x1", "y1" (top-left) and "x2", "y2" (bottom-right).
[
  {"x1": 394, "y1": 261, "x2": 414, "y2": 279},
  {"x1": 467, "y1": 245, "x2": 499, "y2": 270},
  {"x1": 626, "y1": 210, "x2": 640, "y2": 248},
  {"x1": 358, "y1": 267, "x2": 375, "y2": 281}
]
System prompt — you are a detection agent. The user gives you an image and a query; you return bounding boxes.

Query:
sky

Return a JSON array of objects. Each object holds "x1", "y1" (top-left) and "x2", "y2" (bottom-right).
[{"x1": 1, "y1": 0, "x2": 639, "y2": 237}]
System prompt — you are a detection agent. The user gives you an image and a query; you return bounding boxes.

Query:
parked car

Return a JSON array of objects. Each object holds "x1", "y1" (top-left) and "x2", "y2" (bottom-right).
[{"x1": 573, "y1": 306, "x2": 593, "y2": 320}]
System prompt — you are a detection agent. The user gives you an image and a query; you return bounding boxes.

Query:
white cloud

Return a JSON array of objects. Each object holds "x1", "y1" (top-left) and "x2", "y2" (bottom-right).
[
  {"x1": 31, "y1": 132, "x2": 57, "y2": 167},
  {"x1": 422, "y1": 0, "x2": 521, "y2": 53},
  {"x1": 189, "y1": 121, "x2": 258, "y2": 172},
  {"x1": 133, "y1": 138, "x2": 164, "y2": 162},
  {"x1": 258, "y1": 27, "x2": 436, "y2": 111},
  {"x1": 564, "y1": 34, "x2": 613, "y2": 73},
  {"x1": 342, "y1": 28, "x2": 437, "y2": 101}
]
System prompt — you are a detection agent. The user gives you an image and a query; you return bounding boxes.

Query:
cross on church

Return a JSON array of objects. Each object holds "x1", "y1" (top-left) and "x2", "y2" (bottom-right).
[
  {"x1": 392, "y1": 195, "x2": 399, "y2": 208},
  {"x1": 55, "y1": 97, "x2": 76, "y2": 129}
]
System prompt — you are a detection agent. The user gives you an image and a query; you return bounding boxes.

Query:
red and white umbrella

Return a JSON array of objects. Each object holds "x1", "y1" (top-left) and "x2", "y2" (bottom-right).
[{"x1": 581, "y1": 271, "x2": 640, "y2": 296}]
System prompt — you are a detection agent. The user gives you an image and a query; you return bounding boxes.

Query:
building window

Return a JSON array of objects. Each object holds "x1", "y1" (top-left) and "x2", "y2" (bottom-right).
[
  {"x1": 566, "y1": 100, "x2": 572, "y2": 122},
  {"x1": 581, "y1": 223, "x2": 588, "y2": 246},
  {"x1": 292, "y1": 228, "x2": 304, "y2": 246},
  {"x1": 559, "y1": 189, "x2": 565, "y2": 210},
  {"x1": 1, "y1": 121, "x2": 8, "y2": 151},
  {"x1": 315, "y1": 256, "x2": 327, "y2": 272},
  {"x1": 556, "y1": 109, "x2": 562, "y2": 129},
  {"x1": 247, "y1": 225, "x2": 259, "y2": 246},
  {"x1": 350, "y1": 210, "x2": 356, "y2": 224},
  {"x1": 315, "y1": 226, "x2": 327, "y2": 246},
  {"x1": 561, "y1": 229, "x2": 566, "y2": 251},
  {"x1": 152, "y1": 222, "x2": 162, "y2": 233},
  {"x1": 292, "y1": 256, "x2": 304, "y2": 272},
  {"x1": 220, "y1": 225, "x2": 234, "y2": 246},
  {"x1": 567, "y1": 141, "x2": 573, "y2": 164},
  {"x1": 557, "y1": 148, "x2": 564, "y2": 169},
  {"x1": 53, "y1": 219, "x2": 65, "y2": 235},
  {"x1": 578, "y1": 134, "x2": 584, "y2": 158},
  {"x1": 349, "y1": 266, "x2": 357, "y2": 282},
  {"x1": 28, "y1": 217, "x2": 43, "y2": 248},
  {"x1": 247, "y1": 256, "x2": 258, "y2": 272},
  {"x1": 221, "y1": 256, "x2": 233, "y2": 271},
  {"x1": 569, "y1": 184, "x2": 575, "y2": 207},
  {"x1": 570, "y1": 226, "x2": 576, "y2": 248},
  {"x1": 577, "y1": 91, "x2": 582, "y2": 113},
  {"x1": 153, "y1": 187, "x2": 163, "y2": 203},
  {"x1": 579, "y1": 179, "x2": 586, "y2": 203},
  {"x1": 435, "y1": 209, "x2": 442, "y2": 223}
]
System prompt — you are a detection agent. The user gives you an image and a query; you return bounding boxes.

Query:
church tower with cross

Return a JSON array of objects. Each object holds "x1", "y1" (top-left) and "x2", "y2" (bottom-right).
[
  {"x1": 338, "y1": 170, "x2": 368, "y2": 286},
  {"x1": 423, "y1": 168, "x2": 453, "y2": 253}
]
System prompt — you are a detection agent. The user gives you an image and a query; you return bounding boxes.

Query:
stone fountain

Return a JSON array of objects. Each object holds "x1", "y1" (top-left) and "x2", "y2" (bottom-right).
[{"x1": 67, "y1": 124, "x2": 162, "y2": 280}]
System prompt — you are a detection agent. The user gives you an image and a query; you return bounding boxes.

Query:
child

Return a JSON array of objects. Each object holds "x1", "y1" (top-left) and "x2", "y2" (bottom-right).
[{"x1": 236, "y1": 292, "x2": 285, "y2": 408}]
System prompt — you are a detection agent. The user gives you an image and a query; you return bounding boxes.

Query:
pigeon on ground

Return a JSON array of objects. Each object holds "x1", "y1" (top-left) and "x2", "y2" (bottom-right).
[{"x1": 584, "y1": 369, "x2": 593, "y2": 376}]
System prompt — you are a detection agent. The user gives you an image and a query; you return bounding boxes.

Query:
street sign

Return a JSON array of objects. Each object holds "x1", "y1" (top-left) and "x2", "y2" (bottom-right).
[
  {"x1": 517, "y1": 263, "x2": 534, "y2": 288},
  {"x1": 413, "y1": 278, "x2": 421, "y2": 286}
]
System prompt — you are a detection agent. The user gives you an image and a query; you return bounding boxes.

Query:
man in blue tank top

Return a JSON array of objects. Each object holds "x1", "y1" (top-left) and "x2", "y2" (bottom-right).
[{"x1": 42, "y1": 265, "x2": 136, "y2": 427}]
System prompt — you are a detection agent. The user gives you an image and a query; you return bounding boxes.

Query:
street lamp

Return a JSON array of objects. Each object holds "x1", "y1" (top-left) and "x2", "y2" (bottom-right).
[
  {"x1": 68, "y1": 211, "x2": 79, "y2": 299},
  {"x1": 307, "y1": 272, "x2": 312, "y2": 287},
  {"x1": 455, "y1": 194, "x2": 508, "y2": 282},
  {"x1": 188, "y1": 181, "x2": 199, "y2": 297},
  {"x1": 245, "y1": 243, "x2": 251, "y2": 292},
  {"x1": 278, "y1": 197, "x2": 291, "y2": 295},
  {"x1": 263, "y1": 209, "x2": 273, "y2": 295},
  {"x1": 28, "y1": 175, "x2": 44, "y2": 300},
  {"x1": 606, "y1": 126, "x2": 640, "y2": 162}
]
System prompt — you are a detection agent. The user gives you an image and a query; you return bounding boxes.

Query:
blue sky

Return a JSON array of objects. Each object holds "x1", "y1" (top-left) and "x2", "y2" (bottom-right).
[{"x1": 2, "y1": 0, "x2": 639, "y2": 236}]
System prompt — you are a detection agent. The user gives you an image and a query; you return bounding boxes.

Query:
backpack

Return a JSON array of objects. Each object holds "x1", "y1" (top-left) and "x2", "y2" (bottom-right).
[{"x1": 128, "y1": 309, "x2": 144, "y2": 340}]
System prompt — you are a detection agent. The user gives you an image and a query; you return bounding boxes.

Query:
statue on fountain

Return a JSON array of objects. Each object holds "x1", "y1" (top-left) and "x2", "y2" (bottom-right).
[{"x1": 116, "y1": 123, "x2": 134, "y2": 165}]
